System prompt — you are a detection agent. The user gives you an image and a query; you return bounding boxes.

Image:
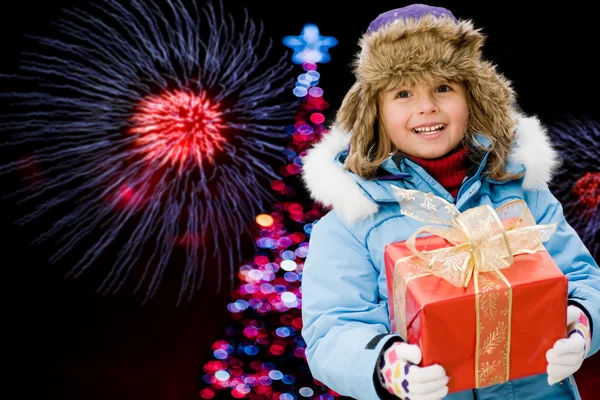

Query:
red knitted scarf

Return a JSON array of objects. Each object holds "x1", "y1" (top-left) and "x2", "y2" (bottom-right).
[{"x1": 409, "y1": 145, "x2": 470, "y2": 197}]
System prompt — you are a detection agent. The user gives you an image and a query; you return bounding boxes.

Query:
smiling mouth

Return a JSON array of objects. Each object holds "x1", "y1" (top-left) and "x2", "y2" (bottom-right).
[{"x1": 412, "y1": 124, "x2": 446, "y2": 135}]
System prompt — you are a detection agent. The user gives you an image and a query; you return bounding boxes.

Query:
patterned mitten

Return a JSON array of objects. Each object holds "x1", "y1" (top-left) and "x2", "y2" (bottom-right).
[
  {"x1": 546, "y1": 305, "x2": 592, "y2": 385},
  {"x1": 377, "y1": 341, "x2": 449, "y2": 399}
]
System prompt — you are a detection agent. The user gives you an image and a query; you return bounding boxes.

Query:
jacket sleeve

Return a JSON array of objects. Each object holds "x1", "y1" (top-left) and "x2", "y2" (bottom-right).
[
  {"x1": 301, "y1": 212, "x2": 402, "y2": 399},
  {"x1": 525, "y1": 188, "x2": 600, "y2": 357}
]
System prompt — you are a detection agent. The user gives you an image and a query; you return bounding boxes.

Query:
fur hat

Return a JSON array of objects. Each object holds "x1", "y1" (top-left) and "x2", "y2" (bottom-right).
[{"x1": 336, "y1": 4, "x2": 517, "y2": 153}]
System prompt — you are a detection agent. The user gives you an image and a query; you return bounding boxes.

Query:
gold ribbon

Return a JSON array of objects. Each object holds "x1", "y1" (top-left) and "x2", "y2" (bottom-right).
[{"x1": 389, "y1": 186, "x2": 557, "y2": 388}]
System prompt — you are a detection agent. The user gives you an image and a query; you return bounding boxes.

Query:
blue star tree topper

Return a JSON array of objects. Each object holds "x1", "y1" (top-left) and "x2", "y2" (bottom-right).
[{"x1": 282, "y1": 23, "x2": 338, "y2": 64}]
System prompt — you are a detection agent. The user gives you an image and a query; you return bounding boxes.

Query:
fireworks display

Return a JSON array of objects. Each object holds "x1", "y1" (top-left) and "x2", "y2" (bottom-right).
[
  {"x1": 0, "y1": 0, "x2": 296, "y2": 303},
  {"x1": 547, "y1": 117, "x2": 600, "y2": 261}
]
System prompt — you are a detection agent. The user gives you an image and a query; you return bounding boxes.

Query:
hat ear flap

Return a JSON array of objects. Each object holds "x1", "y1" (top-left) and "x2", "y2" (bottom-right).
[
  {"x1": 465, "y1": 63, "x2": 516, "y2": 144},
  {"x1": 335, "y1": 82, "x2": 378, "y2": 144},
  {"x1": 335, "y1": 82, "x2": 362, "y2": 132}
]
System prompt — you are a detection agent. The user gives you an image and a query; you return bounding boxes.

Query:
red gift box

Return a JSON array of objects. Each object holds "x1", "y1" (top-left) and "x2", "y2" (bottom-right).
[{"x1": 384, "y1": 235, "x2": 568, "y2": 393}]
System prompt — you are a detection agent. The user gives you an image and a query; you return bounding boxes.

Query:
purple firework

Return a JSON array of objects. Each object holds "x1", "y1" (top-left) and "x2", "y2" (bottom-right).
[
  {"x1": 547, "y1": 116, "x2": 599, "y2": 261},
  {"x1": 0, "y1": 0, "x2": 295, "y2": 303}
]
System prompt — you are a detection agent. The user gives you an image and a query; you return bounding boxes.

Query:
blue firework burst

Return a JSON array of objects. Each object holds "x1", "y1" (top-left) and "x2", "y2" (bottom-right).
[
  {"x1": 0, "y1": 0, "x2": 295, "y2": 303},
  {"x1": 547, "y1": 116, "x2": 600, "y2": 261}
]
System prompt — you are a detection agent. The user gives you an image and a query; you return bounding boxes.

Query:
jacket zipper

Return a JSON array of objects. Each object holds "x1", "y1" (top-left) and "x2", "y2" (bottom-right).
[{"x1": 472, "y1": 389, "x2": 479, "y2": 399}]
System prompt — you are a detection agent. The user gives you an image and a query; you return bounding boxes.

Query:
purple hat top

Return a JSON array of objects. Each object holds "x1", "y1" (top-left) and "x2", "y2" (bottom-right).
[{"x1": 366, "y1": 4, "x2": 458, "y2": 35}]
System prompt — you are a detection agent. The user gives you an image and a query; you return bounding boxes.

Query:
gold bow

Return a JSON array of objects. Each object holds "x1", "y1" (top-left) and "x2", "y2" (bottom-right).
[
  {"x1": 390, "y1": 186, "x2": 557, "y2": 288},
  {"x1": 389, "y1": 186, "x2": 557, "y2": 388}
]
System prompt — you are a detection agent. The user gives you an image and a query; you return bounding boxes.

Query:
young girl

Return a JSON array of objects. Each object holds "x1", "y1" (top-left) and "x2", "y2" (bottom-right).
[{"x1": 300, "y1": 4, "x2": 599, "y2": 400}]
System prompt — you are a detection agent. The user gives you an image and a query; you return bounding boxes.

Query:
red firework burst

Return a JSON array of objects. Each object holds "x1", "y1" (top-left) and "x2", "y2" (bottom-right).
[
  {"x1": 129, "y1": 90, "x2": 227, "y2": 175},
  {"x1": 572, "y1": 171, "x2": 600, "y2": 209}
]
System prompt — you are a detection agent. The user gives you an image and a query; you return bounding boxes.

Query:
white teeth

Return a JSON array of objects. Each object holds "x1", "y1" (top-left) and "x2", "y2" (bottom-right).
[{"x1": 413, "y1": 124, "x2": 444, "y2": 134}]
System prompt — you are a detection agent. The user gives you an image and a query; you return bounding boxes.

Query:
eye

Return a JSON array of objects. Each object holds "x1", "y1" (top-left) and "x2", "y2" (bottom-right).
[
  {"x1": 436, "y1": 84, "x2": 452, "y2": 93},
  {"x1": 396, "y1": 90, "x2": 411, "y2": 99}
]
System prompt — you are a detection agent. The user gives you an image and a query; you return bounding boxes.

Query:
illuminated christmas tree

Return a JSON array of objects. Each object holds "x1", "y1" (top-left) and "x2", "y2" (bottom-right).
[{"x1": 199, "y1": 24, "x2": 344, "y2": 400}]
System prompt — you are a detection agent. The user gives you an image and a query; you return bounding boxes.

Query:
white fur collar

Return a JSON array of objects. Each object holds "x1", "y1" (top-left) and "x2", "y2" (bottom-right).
[{"x1": 301, "y1": 115, "x2": 560, "y2": 224}]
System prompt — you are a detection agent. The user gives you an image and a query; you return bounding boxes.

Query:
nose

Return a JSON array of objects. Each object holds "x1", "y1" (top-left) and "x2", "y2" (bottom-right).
[{"x1": 417, "y1": 93, "x2": 439, "y2": 115}]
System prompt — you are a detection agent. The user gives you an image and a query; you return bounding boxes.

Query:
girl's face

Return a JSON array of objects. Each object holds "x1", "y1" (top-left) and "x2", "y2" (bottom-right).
[{"x1": 379, "y1": 80, "x2": 469, "y2": 159}]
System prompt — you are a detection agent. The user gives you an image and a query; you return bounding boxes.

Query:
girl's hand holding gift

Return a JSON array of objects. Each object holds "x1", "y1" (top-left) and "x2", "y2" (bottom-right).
[
  {"x1": 377, "y1": 341, "x2": 449, "y2": 400},
  {"x1": 546, "y1": 305, "x2": 592, "y2": 385}
]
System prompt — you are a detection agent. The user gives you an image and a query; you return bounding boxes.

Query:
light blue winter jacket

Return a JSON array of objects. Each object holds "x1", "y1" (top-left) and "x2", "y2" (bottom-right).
[{"x1": 300, "y1": 115, "x2": 600, "y2": 400}]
